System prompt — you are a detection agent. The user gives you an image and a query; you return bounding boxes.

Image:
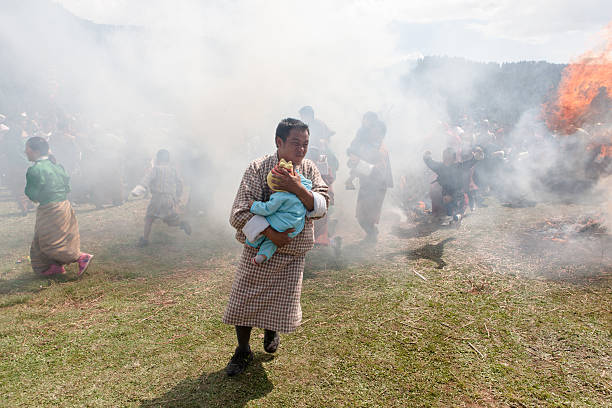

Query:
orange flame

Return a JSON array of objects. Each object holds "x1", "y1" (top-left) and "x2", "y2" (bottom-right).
[{"x1": 545, "y1": 22, "x2": 612, "y2": 134}]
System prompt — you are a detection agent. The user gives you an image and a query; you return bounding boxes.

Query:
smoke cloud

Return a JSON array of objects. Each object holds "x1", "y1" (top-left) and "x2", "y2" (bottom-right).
[{"x1": 1, "y1": 0, "x2": 610, "y2": 236}]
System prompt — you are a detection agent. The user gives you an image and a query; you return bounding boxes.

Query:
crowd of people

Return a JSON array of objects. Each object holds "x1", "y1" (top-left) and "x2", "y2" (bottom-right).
[
  {"x1": 2, "y1": 102, "x2": 610, "y2": 378},
  {"x1": 0, "y1": 105, "x2": 563, "y2": 248}
]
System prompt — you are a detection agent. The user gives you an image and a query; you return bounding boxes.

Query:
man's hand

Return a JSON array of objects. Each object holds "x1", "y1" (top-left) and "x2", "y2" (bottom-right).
[
  {"x1": 347, "y1": 154, "x2": 360, "y2": 168},
  {"x1": 270, "y1": 166, "x2": 301, "y2": 195},
  {"x1": 270, "y1": 166, "x2": 316, "y2": 211},
  {"x1": 263, "y1": 226, "x2": 295, "y2": 248}
]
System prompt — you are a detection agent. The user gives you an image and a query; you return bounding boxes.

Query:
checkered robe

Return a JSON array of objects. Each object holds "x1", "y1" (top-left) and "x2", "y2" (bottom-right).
[
  {"x1": 142, "y1": 165, "x2": 183, "y2": 224},
  {"x1": 223, "y1": 153, "x2": 329, "y2": 333}
]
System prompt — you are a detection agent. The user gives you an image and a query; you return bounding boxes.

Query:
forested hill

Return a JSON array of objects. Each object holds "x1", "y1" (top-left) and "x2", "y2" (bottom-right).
[{"x1": 404, "y1": 56, "x2": 566, "y2": 127}]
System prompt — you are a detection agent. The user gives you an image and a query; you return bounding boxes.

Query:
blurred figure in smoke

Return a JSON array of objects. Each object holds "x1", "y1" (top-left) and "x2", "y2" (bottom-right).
[
  {"x1": 24, "y1": 137, "x2": 93, "y2": 277},
  {"x1": 223, "y1": 118, "x2": 329, "y2": 377},
  {"x1": 131, "y1": 149, "x2": 192, "y2": 247},
  {"x1": 299, "y1": 106, "x2": 340, "y2": 250},
  {"x1": 49, "y1": 120, "x2": 79, "y2": 177},
  {"x1": 423, "y1": 147, "x2": 483, "y2": 226},
  {"x1": 473, "y1": 126, "x2": 505, "y2": 200},
  {"x1": 346, "y1": 112, "x2": 393, "y2": 243},
  {"x1": 78, "y1": 130, "x2": 126, "y2": 208},
  {"x1": 0, "y1": 122, "x2": 30, "y2": 216},
  {"x1": 183, "y1": 151, "x2": 213, "y2": 217}
]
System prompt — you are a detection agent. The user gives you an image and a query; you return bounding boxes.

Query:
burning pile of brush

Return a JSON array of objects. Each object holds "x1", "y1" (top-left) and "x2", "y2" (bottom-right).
[
  {"x1": 540, "y1": 23, "x2": 612, "y2": 193},
  {"x1": 533, "y1": 214, "x2": 608, "y2": 243},
  {"x1": 545, "y1": 23, "x2": 612, "y2": 137}
]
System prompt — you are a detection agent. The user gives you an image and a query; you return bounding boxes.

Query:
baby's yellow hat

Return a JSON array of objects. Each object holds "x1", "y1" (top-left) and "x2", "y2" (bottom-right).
[{"x1": 267, "y1": 158, "x2": 293, "y2": 192}]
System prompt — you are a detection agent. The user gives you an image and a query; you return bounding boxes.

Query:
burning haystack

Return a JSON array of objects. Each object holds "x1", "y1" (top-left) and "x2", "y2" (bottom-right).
[{"x1": 542, "y1": 22, "x2": 612, "y2": 194}]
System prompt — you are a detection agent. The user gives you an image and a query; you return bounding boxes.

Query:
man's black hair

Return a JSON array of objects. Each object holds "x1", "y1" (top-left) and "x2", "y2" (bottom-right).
[
  {"x1": 26, "y1": 137, "x2": 49, "y2": 154},
  {"x1": 275, "y1": 118, "x2": 309, "y2": 143},
  {"x1": 156, "y1": 149, "x2": 170, "y2": 163}
]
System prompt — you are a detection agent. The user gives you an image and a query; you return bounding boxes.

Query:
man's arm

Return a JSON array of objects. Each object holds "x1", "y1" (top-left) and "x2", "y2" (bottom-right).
[
  {"x1": 458, "y1": 155, "x2": 477, "y2": 170},
  {"x1": 269, "y1": 167, "x2": 314, "y2": 211},
  {"x1": 230, "y1": 163, "x2": 263, "y2": 232},
  {"x1": 423, "y1": 152, "x2": 442, "y2": 173},
  {"x1": 131, "y1": 167, "x2": 154, "y2": 197},
  {"x1": 262, "y1": 225, "x2": 295, "y2": 247}
]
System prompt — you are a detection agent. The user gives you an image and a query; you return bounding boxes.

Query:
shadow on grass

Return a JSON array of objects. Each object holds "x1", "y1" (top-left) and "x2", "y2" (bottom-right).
[
  {"x1": 387, "y1": 237, "x2": 456, "y2": 269},
  {"x1": 140, "y1": 353, "x2": 274, "y2": 408},
  {"x1": 304, "y1": 246, "x2": 346, "y2": 278},
  {"x1": 0, "y1": 272, "x2": 76, "y2": 296},
  {"x1": 391, "y1": 221, "x2": 445, "y2": 238}
]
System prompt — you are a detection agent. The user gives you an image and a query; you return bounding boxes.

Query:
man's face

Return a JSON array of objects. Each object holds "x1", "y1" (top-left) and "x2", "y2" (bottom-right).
[
  {"x1": 25, "y1": 145, "x2": 38, "y2": 161},
  {"x1": 277, "y1": 129, "x2": 309, "y2": 166}
]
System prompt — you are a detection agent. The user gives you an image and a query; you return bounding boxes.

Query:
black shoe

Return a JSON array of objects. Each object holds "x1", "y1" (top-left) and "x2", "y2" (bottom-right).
[
  {"x1": 263, "y1": 330, "x2": 280, "y2": 353},
  {"x1": 137, "y1": 237, "x2": 149, "y2": 247},
  {"x1": 225, "y1": 348, "x2": 254, "y2": 376}
]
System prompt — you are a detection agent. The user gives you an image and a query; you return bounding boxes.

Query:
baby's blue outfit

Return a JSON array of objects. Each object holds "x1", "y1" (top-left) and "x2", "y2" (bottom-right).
[{"x1": 246, "y1": 172, "x2": 312, "y2": 261}]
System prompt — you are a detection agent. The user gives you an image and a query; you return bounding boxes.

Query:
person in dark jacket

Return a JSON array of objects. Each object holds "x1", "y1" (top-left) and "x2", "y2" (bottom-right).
[{"x1": 423, "y1": 147, "x2": 483, "y2": 225}]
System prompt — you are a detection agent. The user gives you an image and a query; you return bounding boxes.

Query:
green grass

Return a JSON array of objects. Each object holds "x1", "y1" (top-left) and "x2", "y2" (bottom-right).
[{"x1": 0, "y1": 193, "x2": 611, "y2": 407}]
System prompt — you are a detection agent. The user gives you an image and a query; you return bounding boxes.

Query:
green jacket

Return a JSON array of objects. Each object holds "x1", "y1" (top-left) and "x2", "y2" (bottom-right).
[{"x1": 25, "y1": 158, "x2": 71, "y2": 205}]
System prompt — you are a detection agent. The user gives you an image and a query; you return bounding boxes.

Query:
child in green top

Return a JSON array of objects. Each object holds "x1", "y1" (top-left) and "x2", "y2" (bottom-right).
[{"x1": 25, "y1": 137, "x2": 93, "y2": 277}]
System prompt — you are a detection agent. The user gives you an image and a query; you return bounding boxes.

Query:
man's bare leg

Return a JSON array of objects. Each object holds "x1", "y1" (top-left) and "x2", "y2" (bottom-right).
[
  {"x1": 143, "y1": 216, "x2": 154, "y2": 241},
  {"x1": 138, "y1": 216, "x2": 155, "y2": 247}
]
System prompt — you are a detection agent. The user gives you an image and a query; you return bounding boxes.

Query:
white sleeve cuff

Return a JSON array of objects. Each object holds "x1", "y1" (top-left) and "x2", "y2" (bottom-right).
[
  {"x1": 130, "y1": 184, "x2": 147, "y2": 197},
  {"x1": 354, "y1": 161, "x2": 374, "y2": 176},
  {"x1": 242, "y1": 215, "x2": 270, "y2": 242},
  {"x1": 307, "y1": 192, "x2": 327, "y2": 218}
]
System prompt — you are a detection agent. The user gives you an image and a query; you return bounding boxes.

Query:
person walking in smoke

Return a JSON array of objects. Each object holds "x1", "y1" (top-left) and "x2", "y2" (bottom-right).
[
  {"x1": 299, "y1": 106, "x2": 340, "y2": 250},
  {"x1": 24, "y1": 137, "x2": 93, "y2": 277},
  {"x1": 131, "y1": 149, "x2": 192, "y2": 247},
  {"x1": 223, "y1": 118, "x2": 329, "y2": 376},
  {"x1": 346, "y1": 112, "x2": 393, "y2": 243}
]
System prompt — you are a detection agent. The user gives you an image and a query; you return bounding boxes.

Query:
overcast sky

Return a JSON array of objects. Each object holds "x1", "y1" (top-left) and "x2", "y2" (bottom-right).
[{"x1": 56, "y1": 0, "x2": 611, "y2": 63}]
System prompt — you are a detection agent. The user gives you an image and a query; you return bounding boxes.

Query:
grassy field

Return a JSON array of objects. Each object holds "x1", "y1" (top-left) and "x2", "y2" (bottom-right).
[{"x1": 0, "y1": 189, "x2": 611, "y2": 407}]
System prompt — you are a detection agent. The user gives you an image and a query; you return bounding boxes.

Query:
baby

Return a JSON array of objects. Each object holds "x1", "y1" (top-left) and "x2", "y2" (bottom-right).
[{"x1": 247, "y1": 159, "x2": 312, "y2": 264}]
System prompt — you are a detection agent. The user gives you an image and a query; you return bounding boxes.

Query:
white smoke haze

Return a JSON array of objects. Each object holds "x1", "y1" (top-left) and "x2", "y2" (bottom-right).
[
  {"x1": 1, "y1": 0, "x2": 610, "y2": 236},
  {"x1": 1, "y1": 0, "x2": 437, "y2": 221}
]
